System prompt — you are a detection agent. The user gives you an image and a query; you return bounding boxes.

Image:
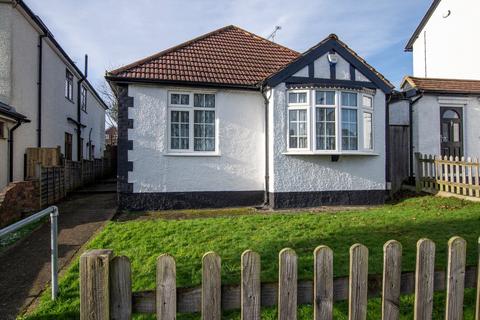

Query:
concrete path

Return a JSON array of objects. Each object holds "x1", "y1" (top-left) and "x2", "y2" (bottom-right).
[{"x1": 0, "y1": 180, "x2": 117, "y2": 319}]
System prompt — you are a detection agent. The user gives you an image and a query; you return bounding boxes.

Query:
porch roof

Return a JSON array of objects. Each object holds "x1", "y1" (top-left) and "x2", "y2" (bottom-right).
[{"x1": 402, "y1": 76, "x2": 480, "y2": 95}]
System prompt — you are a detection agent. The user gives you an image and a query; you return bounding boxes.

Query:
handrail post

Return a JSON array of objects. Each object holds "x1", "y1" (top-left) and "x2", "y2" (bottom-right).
[{"x1": 50, "y1": 206, "x2": 59, "y2": 300}]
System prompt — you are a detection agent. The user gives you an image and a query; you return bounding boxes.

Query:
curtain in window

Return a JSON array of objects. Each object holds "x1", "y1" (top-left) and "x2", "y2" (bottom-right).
[
  {"x1": 341, "y1": 108, "x2": 357, "y2": 150},
  {"x1": 171, "y1": 111, "x2": 189, "y2": 149},
  {"x1": 194, "y1": 110, "x2": 215, "y2": 151},
  {"x1": 289, "y1": 109, "x2": 308, "y2": 148},
  {"x1": 316, "y1": 107, "x2": 336, "y2": 150}
]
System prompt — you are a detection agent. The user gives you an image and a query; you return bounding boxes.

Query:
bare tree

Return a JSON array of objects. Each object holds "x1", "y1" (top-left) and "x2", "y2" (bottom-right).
[{"x1": 98, "y1": 80, "x2": 119, "y2": 127}]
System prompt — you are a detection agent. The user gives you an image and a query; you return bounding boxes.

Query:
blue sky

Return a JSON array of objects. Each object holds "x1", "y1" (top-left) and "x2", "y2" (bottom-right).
[{"x1": 27, "y1": 0, "x2": 432, "y2": 90}]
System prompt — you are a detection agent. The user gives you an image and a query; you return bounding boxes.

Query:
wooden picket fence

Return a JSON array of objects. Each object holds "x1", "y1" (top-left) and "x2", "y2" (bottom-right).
[
  {"x1": 416, "y1": 152, "x2": 480, "y2": 200},
  {"x1": 79, "y1": 236, "x2": 480, "y2": 320}
]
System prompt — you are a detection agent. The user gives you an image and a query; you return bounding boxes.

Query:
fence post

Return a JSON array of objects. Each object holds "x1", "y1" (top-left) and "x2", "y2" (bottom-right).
[
  {"x1": 80, "y1": 249, "x2": 113, "y2": 320},
  {"x1": 445, "y1": 237, "x2": 466, "y2": 320},
  {"x1": 314, "y1": 245, "x2": 333, "y2": 320},
  {"x1": 415, "y1": 152, "x2": 422, "y2": 193},
  {"x1": 278, "y1": 248, "x2": 297, "y2": 320},
  {"x1": 241, "y1": 250, "x2": 261, "y2": 320},
  {"x1": 414, "y1": 239, "x2": 435, "y2": 320},
  {"x1": 157, "y1": 254, "x2": 176, "y2": 320},
  {"x1": 349, "y1": 244, "x2": 368, "y2": 320},
  {"x1": 202, "y1": 252, "x2": 221, "y2": 320},
  {"x1": 110, "y1": 256, "x2": 132, "y2": 320},
  {"x1": 382, "y1": 240, "x2": 402, "y2": 320}
]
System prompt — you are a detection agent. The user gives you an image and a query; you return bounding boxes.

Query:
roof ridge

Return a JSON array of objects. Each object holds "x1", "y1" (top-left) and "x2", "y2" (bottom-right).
[
  {"x1": 408, "y1": 76, "x2": 480, "y2": 82},
  {"x1": 108, "y1": 25, "x2": 298, "y2": 76}
]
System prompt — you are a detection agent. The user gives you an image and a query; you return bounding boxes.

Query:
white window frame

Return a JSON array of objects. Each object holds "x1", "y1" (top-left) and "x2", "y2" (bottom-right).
[
  {"x1": 166, "y1": 91, "x2": 219, "y2": 155},
  {"x1": 81, "y1": 85, "x2": 87, "y2": 112},
  {"x1": 285, "y1": 89, "x2": 376, "y2": 155},
  {"x1": 362, "y1": 94, "x2": 374, "y2": 151},
  {"x1": 340, "y1": 91, "x2": 359, "y2": 151},
  {"x1": 287, "y1": 90, "x2": 310, "y2": 151},
  {"x1": 313, "y1": 90, "x2": 338, "y2": 152}
]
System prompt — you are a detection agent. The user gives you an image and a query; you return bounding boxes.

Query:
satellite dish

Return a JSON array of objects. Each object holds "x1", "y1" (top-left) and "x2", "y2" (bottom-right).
[
  {"x1": 443, "y1": 10, "x2": 451, "y2": 18},
  {"x1": 327, "y1": 52, "x2": 338, "y2": 64}
]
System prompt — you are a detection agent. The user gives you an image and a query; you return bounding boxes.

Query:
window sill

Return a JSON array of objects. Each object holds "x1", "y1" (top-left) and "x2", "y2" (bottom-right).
[
  {"x1": 164, "y1": 152, "x2": 221, "y2": 157},
  {"x1": 282, "y1": 151, "x2": 379, "y2": 156}
]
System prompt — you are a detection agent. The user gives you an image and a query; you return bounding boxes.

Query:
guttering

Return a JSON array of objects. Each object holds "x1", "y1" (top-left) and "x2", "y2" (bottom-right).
[
  {"x1": 76, "y1": 55, "x2": 88, "y2": 161},
  {"x1": 260, "y1": 84, "x2": 272, "y2": 207},
  {"x1": 37, "y1": 34, "x2": 45, "y2": 147}
]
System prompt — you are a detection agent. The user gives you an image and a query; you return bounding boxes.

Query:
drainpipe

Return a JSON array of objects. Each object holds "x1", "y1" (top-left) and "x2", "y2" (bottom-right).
[
  {"x1": 260, "y1": 85, "x2": 272, "y2": 207},
  {"x1": 76, "y1": 55, "x2": 88, "y2": 161},
  {"x1": 88, "y1": 128, "x2": 93, "y2": 160},
  {"x1": 37, "y1": 34, "x2": 45, "y2": 147},
  {"x1": 9, "y1": 121, "x2": 23, "y2": 182}
]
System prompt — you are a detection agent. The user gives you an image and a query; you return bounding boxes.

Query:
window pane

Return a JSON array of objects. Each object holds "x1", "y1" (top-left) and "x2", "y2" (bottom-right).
[
  {"x1": 289, "y1": 109, "x2": 308, "y2": 149},
  {"x1": 298, "y1": 92, "x2": 307, "y2": 103},
  {"x1": 362, "y1": 96, "x2": 373, "y2": 108},
  {"x1": 205, "y1": 94, "x2": 215, "y2": 108},
  {"x1": 171, "y1": 94, "x2": 179, "y2": 105},
  {"x1": 171, "y1": 111, "x2": 189, "y2": 150},
  {"x1": 288, "y1": 92, "x2": 307, "y2": 104},
  {"x1": 288, "y1": 93, "x2": 297, "y2": 104},
  {"x1": 341, "y1": 92, "x2": 357, "y2": 107},
  {"x1": 194, "y1": 110, "x2": 215, "y2": 151},
  {"x1": 363, "y1": 112, "x2": 373, "y2": 149},
  {"x1": 341, "y1": 108, "x2": 358, "y2": 150},
  {"x1": 316, "y1": 91, "x2": 335, "y2": 105},
  {"x1": 194, "y1": 94, "x2": 203, "y2": 107},
  {"x1": 180, "y1": 94, "x2": 189, "y2": 105},
  {"x1": 316, "y1": 107, "x2": 336, "y2": 150}
]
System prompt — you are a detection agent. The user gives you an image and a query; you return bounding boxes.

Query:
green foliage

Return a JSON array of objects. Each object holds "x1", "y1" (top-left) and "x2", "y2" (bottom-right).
[{"x1": 21, "y1": 195, "x2": 480, "y2": 319}]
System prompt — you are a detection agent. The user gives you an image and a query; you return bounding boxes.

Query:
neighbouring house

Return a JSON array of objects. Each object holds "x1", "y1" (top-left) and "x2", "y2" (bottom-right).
[
  {"x1": 106, "y1": 25, "x2": 394, "y2": 210},
  {"x1": 105, "y1": 126, "x2": 118, "y2": 146},
  {"x1": 0, "y1": 101, "x2": 30, "y2": 189},
  {"x1": 390, "y1": 0, "x2": 480, "y2": 179},
  {"x1": 0, "y1": 0, "x2": 108, "y2": 189}
]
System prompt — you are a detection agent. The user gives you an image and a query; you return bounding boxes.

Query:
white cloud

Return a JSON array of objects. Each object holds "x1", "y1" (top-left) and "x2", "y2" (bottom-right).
[{"x1": 25, "y1": 0, "x2": 431, "y2": 89}]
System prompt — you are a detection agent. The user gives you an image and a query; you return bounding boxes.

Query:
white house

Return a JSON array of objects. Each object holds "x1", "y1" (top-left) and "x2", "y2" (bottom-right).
[
  {"x1": 106, "y1": 25, "x2": 394, "y2": 210},
  {"x1": 0, "y1": 0, "x2": 107, "y2": 189},
  {"x1": 391, "y1": 0, "x2": 480, "y2": 177}
]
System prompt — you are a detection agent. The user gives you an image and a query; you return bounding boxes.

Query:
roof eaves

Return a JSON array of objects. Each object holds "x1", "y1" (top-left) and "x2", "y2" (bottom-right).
[
  {"x1": 405, "y1": 0, "x2": 442, "y2": 51},
  {"x1": 0, "y1": 101, "x2": 30, "y2": 122}
]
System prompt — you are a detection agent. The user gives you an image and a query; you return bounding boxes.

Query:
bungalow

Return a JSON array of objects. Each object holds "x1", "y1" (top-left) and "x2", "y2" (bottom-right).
[
  {"x1": 106, "y1": 25, "x2": 394, "y2": 210},
  {"x1": 390, "y1": 0, "x2": 480, "y2": 180}
]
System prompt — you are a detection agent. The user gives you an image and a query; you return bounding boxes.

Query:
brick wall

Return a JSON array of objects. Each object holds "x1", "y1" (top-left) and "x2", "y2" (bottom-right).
[{"x1": 0, "y1": 180, "x2": 41, "y2": 227}]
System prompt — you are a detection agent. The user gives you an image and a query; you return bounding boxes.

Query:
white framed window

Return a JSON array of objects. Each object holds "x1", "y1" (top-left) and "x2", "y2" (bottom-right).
[
  {"x1": 286, "y1": 89, "x2": 376, "y2": 154},
  {"x1": 65, "y1": 69, "x2": 73, "y2": 101},
  {"x1": 315, "y1": 90, "x2": 336, "y2": 151},
  {"x1": 167, "y1": 91, "x2": 217, "y2": 153},
  {"x1": 362, "y1": 94, "x2": 374, "y2": 150},
  {"x1": 341, "y1": 92, "x2": 358, "y2": 151},
  {"x1": 81, "y1": 85, "x2": 87, "y2": 112}
]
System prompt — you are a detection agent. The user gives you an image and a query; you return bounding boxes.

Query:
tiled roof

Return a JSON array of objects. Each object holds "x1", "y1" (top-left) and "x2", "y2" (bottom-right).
[
  {"x1": 403, "y1": 76, "x2": 480, "y2": 94},
  {"x1": 107, "y1": 25, "x2": 300, "y2": 87}
]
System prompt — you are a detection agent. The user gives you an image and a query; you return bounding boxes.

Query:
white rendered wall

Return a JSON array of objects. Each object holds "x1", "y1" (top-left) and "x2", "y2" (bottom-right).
[
  {"x1": 389, "y1": 100, "x2": 410, "y2": 126},
  {"x1": 127, "y1": 85, "x2": 265, "y2": 193},
  {"x1": 269, "y1": 83, "x2": 386, "y2": 193},
  {"x1": 0, "y1": 117, "x2": 15, "y2": 189},
  {"x1": 412, "y1": 94, "x2": 480, "y2": 159},
  {"x1": 312, "y1": 53, "x2": 370, "y2": 81},
  {"x1": 0, "y1": 3, "x2": 106, "y2": 182},
  {"x1": 412, "y1": 0, "x2": 480, "y2": 79}
]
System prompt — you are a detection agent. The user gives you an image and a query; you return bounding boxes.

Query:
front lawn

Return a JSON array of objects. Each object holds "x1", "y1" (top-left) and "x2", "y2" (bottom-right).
[{"x1": 23, "y1": 195, "x2": 480, "y2": 319}]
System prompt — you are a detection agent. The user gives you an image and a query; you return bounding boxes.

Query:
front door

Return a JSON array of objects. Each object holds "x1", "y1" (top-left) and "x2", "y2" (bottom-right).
[{"x1": 440, "y1": 107, "x2": 463, "y2": 158}]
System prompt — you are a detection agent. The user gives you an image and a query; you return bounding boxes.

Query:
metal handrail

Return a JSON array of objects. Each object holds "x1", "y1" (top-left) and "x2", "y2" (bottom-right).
[{"x1": 0, "y1": 206, "x2": 59, "y2": 300}]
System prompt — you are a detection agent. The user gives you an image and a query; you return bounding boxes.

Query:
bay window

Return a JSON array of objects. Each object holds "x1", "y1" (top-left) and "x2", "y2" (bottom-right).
[
  {"x1": 168, "y1": 92, "x2": 216, "y2": 153},
  {"x1": 287, "y1": 89, "x2": 375, "y2": 154}
]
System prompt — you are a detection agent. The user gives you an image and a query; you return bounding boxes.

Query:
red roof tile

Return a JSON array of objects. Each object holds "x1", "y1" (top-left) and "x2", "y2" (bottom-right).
[
  {"x1": 108, "y1": 25, "x2": 300, "y2": 87},
  {"x1": 403, "y1": 76, "x2": 480, "y2": 94}
]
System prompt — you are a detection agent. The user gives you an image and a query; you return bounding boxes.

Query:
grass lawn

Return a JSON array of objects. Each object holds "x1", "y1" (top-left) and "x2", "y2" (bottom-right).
[{"x1": 21, "y1": 195, "x2": 480, "y2": 319}]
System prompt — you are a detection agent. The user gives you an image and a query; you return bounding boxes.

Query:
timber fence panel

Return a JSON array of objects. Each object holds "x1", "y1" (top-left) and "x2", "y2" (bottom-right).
[
  {"x1": 445, "y1": 237, "x2": 466, "y2": 320},
  {"x1": 349, "y1": 244, "x2": 368, "y2": 320},
  {"x1": 202, "y1": 252, "x2": 221, "y2": 320},
  {"x1": 157, "y1": 254, "x2": 176, "y2": 320},
  {"x1": 110, "y1": 256, "x2": 132, "y2": 320},
  {"x1": 78, "y1": 237, "x2": 480, "y2": 319},
  {"x1": 241, "y1": 250, "x2": 261, "y2": 320},
  {"x1": 414, "y1": 239, "x2": 435, "y2": 320},
  {"x1": 314, "y1": 246, "x2": 333, "y2": 320},
  {"x1": 278, "y1": 248, "x2": 297, "y2": 320},
  {"x1": 382, "y1": 240, "x2": 402, "y2": 320}
]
